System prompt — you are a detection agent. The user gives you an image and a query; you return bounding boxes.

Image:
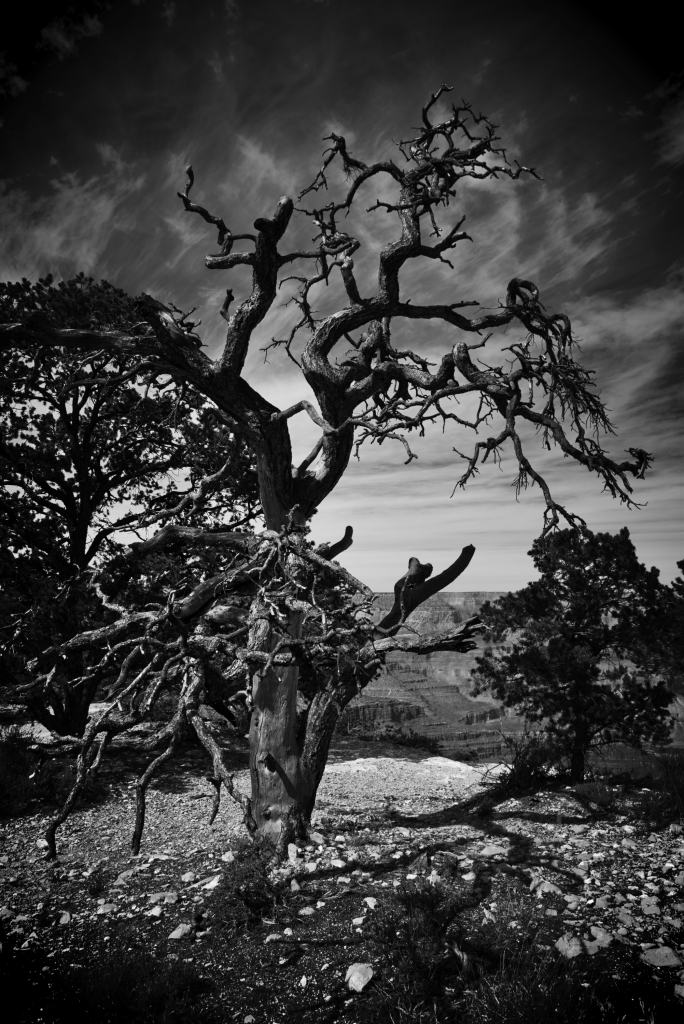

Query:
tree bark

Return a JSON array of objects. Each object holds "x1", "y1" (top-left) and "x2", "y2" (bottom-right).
[{"x1": 248, "y1": 595, "x2": 313, "y2": 843}]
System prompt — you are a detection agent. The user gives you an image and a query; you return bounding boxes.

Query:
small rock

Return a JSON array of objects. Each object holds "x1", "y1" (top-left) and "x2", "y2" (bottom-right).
[
  {"x1": 352, "y1": 917, "x2": 365, "y2": 926},
  {"x1": 675, "y1": 984, "x2": 684, "y2": 999},
  {"x1": 168, "y1": 923, "x2": 193, "y2": 940},
  {"x1": 345, "y1": 962, "x2": 374, "y2": 992},
  {"x1": 310, "y1": 832, "x2": 325, "y2": 846},
  {"x1": 202, "y1": 875, "x2": 220, "y2": 891},
  {"x1": 589, "y1": 926, "x2": 613, "y2": 948},
  {"x1": 331, "y1": 859, "x2": 347, "y2": 869},
  {"x1": 264, "y1": 933, "x2": 281, "y2": 944},
  {"x1": 364, "y1": 897, "x2": 378, "y2": 910},
  {"x1": 244, "y1": 1017, "x2": 255, "y2": 1024},
  {"x1": 290, "y1": 879, "x2": 301, "y2": 892},
  {"x1": 114, "y1": 870, "x2": 134, "y2": 885},
  {"x1": 555, "y1": 934, "x2": 583, "y2": 958},
  {"x1": 35, "y1": 839, "x2": 49, "y2": 850},
  {"x1": 181, "y1": 872, "x2": 196, "y2": 883},
  {"x1": 480, "y1": 845, "x2": 506, "y2": 858},
  {"x1": 461, "y1": 871, "x2": 476, "y2": 882},
  {"x1": 96, "y1": 904, "x2": 116, "y2": 915},
  {"x1": 298, "y1": 906, "x2": 315, "y2": 916},
  {"x1": 221, "y1": 851, "x2": 235, "y2": 864},
  {"x1": 148, "y1": 891, "x2": 177, "y2": 904},
  {"x1": 287, "y1": 844, "x2": 299, "y2": 864},
  {"x1": 146, "y1": 906, "x2": 163, "y2": 918},
  {"x1": 58, "y1": 912, "x2": 71, "y2": 926},
  {"x1": 300, "y1": 975, "x2": 307, "y2": 988},
  {"x1": 532, "y1": 879, "x2": 563, "y2": 896},
  {"x1": 640, "y1": 946, "x2": 682, "y2": 968}
]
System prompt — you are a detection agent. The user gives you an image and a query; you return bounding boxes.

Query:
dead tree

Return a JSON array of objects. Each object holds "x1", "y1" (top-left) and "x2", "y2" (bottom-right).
[{"x1": 0, "y1": 88, "x2": 650, "y2": 856}]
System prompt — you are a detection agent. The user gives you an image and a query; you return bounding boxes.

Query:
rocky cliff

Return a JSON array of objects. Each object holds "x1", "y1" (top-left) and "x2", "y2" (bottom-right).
[
  {"x1": 340, "y1": 592, "x2": 524, "y2": 759},
  {"x1": 340, "y1": 591, "x2": 684, "y2": 764}
]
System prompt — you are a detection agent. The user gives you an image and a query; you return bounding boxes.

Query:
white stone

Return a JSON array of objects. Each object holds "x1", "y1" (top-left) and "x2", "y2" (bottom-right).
[
  {"x1": 168, "y1": 923, "x2": 193, "y2": 940},
  {"x1": 345, "y1": 963, "x2": 374, "y2": 992},
  {"x1": 287, "y1": 844, "x2": 299, "y2": 864},
  {"x1": 640, "y1": 947, "x2": 682, "y2": 967},
  {"x1": 202, "y1": 875, "x2": 220, "y2": 890},
  {"x1": 555, "y1": 934, "x2": 583, "y2": 958},
  {"x1": 221, "y1": 851, "x2": 235, "y2": 864},
  {"x1": 298, "y1": 906, "x2": 315, "y2": 916},
  {"x1": 480, "y1": 844, "x2": 506, "y2": 857}
]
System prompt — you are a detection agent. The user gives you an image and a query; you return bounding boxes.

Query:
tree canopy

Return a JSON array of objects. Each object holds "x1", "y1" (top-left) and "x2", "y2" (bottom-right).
[
  {"x1": 0, "y1": 274, "x2": 260, "y2": 733},
  {"x1": 473, "y1": 528, "x2": 673, "y2": 782},
  {"x1": 0, "y1": 90, "x2": 654, "y2": 856}
]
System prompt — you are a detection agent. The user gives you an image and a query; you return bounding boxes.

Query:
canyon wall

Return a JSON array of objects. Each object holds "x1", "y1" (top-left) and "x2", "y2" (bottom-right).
[
  {"x1": 340, "y1": 592, "x2": 525, "y2": 760},
  {"x1": 340, "y1": 591, "x2": 684, "y2": 764}
]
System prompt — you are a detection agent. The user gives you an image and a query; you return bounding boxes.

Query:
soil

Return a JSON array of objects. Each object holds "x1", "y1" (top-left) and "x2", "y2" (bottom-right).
[{"x1": 1, "y1": 736, "x2": 684, "y2": 1023}]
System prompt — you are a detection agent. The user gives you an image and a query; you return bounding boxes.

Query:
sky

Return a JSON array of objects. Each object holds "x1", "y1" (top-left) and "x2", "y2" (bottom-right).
[{"x1": 1, "y1": 0, "x2": 682, "y2": 592}]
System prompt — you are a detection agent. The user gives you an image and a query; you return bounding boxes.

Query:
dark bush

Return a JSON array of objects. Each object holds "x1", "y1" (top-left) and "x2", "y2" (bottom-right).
[
  {"x1": 1, "y1": 946, "x2": 217, "y2": 1023},
  {"x1": 211, "y1": 839, "x2": 287, "y2": 936},
  {"x1": 0, "y1": 725, "x2": 40, "y2": 816},
  {"x1": 628, "y1": 749, "x2": 684, "y2": 825},
  {"x1": 483, "y1": 729, "x2": 568, "y2": 798}
]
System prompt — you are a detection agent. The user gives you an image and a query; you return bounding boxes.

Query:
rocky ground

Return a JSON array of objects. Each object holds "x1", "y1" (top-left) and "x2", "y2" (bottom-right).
[{"x1": 1, "y1": 738, "x2": 684, "y2": 1022}]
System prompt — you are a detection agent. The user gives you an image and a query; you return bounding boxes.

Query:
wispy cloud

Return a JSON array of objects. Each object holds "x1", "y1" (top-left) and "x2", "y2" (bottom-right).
[
  {"x1": 657, "y1": 90, "x2": 684, "y2": 166},
  {"x1": 40, "y1": 13, "x2": 103, "y2": 60},
  {"x1": 0, "y1": 53, "x2": 28, "y2": 98},
  {"x1": 0, "y1": 162, "x2": 145, "y2": 281}
]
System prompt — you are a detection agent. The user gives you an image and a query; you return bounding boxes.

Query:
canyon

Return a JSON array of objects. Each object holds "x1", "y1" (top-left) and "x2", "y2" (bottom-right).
[
  {"x1": 340, "y1": 592, "x2": 684, "y2": 766},
  {"x1": 340, "y1": 592, "x2": 522, "y2": 760}
]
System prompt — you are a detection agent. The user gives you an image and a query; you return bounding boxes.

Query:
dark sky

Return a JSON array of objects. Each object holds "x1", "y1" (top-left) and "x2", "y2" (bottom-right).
[{"x1": 1, "y1": 0, "x2": 682, "y2": 589}]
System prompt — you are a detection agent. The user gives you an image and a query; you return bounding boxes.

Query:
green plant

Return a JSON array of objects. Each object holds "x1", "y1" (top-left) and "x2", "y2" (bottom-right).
[
  {"x1": 85, "y1": 863, "x2": 112, "y2": 898},
  {"x1": 2, "y1": 947, "x2": 218, "y2": 1024},
  {"x1": 212, "y1": 839, "x2": 286, "y2": 936},
  {"x1": 482, "y1": 729, "x2": 568, "y2": 799},
  {"x1": 628, "y1": 749, "x2": 684, "y2": 825},
  {"x1": 474, "y1": 528, "x2": 673, "y2": 783},
  {"x1": 0, "y1": 725, "x2": 40, "y2": 816}
]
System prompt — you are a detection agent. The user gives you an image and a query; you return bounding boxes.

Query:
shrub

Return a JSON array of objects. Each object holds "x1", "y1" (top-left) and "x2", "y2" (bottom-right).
[
  {"x1": 211, "y1": 839, "x2": 287, "y2": 936},
  {"x1": 0, "y1": 725, "x2": 40, "y2": 816},
  {"x1": 482, "y1": 729, "x2": 568, "y2": 799},
  {"x1": 1, "y1": 946, "x2": 217, "y2": 1023},
  {"x1": 627, "y1": 749, "x2": 684, "y2": 825}
]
